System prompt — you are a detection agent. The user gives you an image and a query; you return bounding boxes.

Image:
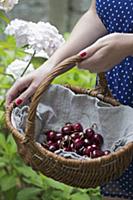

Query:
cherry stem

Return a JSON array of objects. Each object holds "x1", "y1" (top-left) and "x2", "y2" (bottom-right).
[{"x1": 91, "y1": 123, "x2": 98, "y2": 130}]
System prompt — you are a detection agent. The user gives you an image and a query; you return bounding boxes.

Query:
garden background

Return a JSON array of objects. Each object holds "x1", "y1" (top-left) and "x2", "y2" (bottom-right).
[{"x1": 0, "y1": 1, "x2": 102, "y2": 199}]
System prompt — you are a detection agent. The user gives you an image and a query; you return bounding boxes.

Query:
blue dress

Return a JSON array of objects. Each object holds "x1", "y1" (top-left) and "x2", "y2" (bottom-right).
[{"x1": 96, "y1": 0, "x2": 133, "y2": 199}]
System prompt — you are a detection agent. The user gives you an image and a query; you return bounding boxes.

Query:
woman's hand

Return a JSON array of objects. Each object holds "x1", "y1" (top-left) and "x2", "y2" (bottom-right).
[
  {"x1": 78, "y1": 33, "x2": 133, "y2": 73},
  {"x1": 5, "y1": 62, "x2": 53, "y2": 107}
]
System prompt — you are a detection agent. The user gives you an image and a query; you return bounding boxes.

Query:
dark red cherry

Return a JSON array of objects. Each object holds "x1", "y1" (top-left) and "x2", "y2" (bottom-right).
[
  {"x1": 49, "y1": 144, "x2": 58, "y2": 152},
  {"x1": 91, "y1": 149, "x2": 104, "y2": 158},
  {"x1": 63, "y1": 146, "x2": 72, "y2": 152},
  {"x1": 104, "y1": 150, "x2": 111, "y2": 156},
  {"x1": 70, "y1": 143, "x2": 75, "y2": 151},
  {"x1": 73, "y1": 123, "x2": 83, "y2": 132},
  {"x1": 47, "y1": 140, "x2": 53, "y2": 146},
  {"x1": 62, "y1": 125, "x2": 73, "y2": 135},
  {"x1": 71, "y1": 132, "x2": 80, "y2": 140},
  {"x1": 74, "y1": 138, "x2": 84, "y2": 150},
  {"x1": 91, "y1": 144, "x2": 99, "y2": 150},
  {"x1": 84, "y1": 138, "x2": 91, "y2": 147},
  {"x1": 55, "y1": 133, "x2": 63, "y2": 141},
  {"x1": 93, "y1": 133, "x2": 103, "y2": 147},
  {"x1": 57, "y1": 140, "x2": 62, "y2": 147},
  {"x1": 46, "y1": 130, "x2": 56, "y2": 141},
  {"x1": 71, "y1": 132, "x2": 84, "y2": 140},
  {"x1": 63, "y1": 135, "x2": 71, "y2": 147},
  {"x1": 85, "y1": 128, "x2": 95, "y2": 140},
  {"x1": 83, "y1": 146, "x2": 93, "y2": 157}
]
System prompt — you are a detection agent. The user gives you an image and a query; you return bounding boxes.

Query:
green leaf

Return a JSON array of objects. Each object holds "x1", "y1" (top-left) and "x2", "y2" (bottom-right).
[
  {"x1": 17, "y1": 166, "x2": 39, "y2": 178},
  {"x1": 0, "y1": 133, "x2": 6, "y2": 149},
  {"x1": 64, "y1": 32, "x2": 70, "y2": 40},
  {"x1": 0, "y1": 162, "x2": 6, "y2": 167},
  {"x1": 0, "y1": 157, "x2": 10, "y2": 164},
  {"x1": 4, "y1": 187, "x2": 18, "y2": 200},
  {"x1": 70, "y1": 192, "x2": 90, "y2": 200},
  {"x1": 17, "y1": 166, "x2": 45, "y2": 188},
  {"x1": 73, "y1": 72, "x2": 79, "y2": 81},
  {"x1": 53, "y1": 67, "x2": 96, "y2": 89},
  {"x1": 16, "y1": 187, "x2": 42, "y2": 200},
  {"x1": 32, "y1": 57, "x2": 46, "y2": 68},
  {"x1": 0, "y1": 67, "x2": 4, "y2": 73},
  {"x1": 6, "y1": 134, "x2": 17, "y2": 154},
  {"x1": 90, "y1": 195, "x2": 103, "y2": 200},
  {"x1": 0, "y1": 175, "x2": 17, "y2": 191},
  {"x1": 45, "y1": 178, "x2": 70, "y2": 191},
  {"x1": 0, "y1": 72, "x2": 16, "y2": 82},
  {"x1": 0, "y1": 11, "x2": 10, "y2": 24},
  {"x1": 0, "y1": 169, "x2": 6, "y2": 180}
]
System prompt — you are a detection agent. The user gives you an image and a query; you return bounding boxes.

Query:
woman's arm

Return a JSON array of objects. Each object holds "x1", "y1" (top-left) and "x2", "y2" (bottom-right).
[
  {"x1": 46, "y1": 0, "x2": 107, "y2": 68},
  {"x1": 6, "y1": 0, "x2": 107, "y2": 105},
  {"x1": 126, "y1": 33, "x2": 133, "y2": 56}
]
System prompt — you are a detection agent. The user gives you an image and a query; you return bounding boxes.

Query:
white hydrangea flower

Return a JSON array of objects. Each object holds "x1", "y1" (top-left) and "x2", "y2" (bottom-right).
[
  {"x1": 0, "y1": 0, "x2": 19, "y2": 12},
  {"x1": 5, "y1": 19, "x2": 29, "y2": 47},
  {"x1": 6, "y1": 59, "x2": 34, "y2": 80},
  {"x1": 5, "y1": 19, "x2": 65, "y2": 58}
]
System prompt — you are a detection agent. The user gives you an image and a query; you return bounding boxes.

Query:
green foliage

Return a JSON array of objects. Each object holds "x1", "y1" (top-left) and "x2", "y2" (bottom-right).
[
  {"x1": 0, "y1": 12, "x2": 102, "y2": 200},
  {"x1": 0, "y1": 36, "x2": 25, "y2": 66},
  {"x1": 53, "y1": 67, "x2": 96, "y2": 89},
  {"x1": 0, "y1": 11, "x2": 10, "y2": 24}
]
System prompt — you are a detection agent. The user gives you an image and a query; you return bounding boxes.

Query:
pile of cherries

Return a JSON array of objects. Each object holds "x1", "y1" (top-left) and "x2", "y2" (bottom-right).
[{"x1": 41, "y1": 122, "x2": 111, "y2": 159}]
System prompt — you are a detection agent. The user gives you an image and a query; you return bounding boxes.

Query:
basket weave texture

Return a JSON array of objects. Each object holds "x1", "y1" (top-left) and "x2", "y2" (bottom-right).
[{"x1": 6, "y1": 55, "x2": 133, "y2": 188}]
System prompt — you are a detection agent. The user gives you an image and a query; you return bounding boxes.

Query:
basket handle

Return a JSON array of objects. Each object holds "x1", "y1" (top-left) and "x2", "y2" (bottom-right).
[{"x1": 24, "y1": 54, "x2": 111, "y2": 141}]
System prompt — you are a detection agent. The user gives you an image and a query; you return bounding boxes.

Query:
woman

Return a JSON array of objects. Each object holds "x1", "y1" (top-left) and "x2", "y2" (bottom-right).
[{"x1": 6, "y1": 1, "x2": 133, "y2": 199}]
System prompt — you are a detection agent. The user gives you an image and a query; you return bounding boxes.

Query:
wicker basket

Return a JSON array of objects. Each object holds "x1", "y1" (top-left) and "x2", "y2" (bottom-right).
[{"x1": 6, "y1": 55, "x2": 133, "y2": 188}]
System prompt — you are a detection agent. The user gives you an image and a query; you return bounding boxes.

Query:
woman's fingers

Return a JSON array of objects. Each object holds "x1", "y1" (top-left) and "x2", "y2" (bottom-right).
[
  {"x1": 15, "y1": 82, "x2": 39, "y2": 105},
  {"x1": 78, "y1": 57, "x2": 96, "y2": 72},
  {"x1": 6, "y1": 76, "x2": 33, "y2": 107},
  {"x1": 79, "y1": 40, "x2": 102, "y2": 59},
  {"x1": 78, "y1": 43, "x2": 108, "y2": 73},
  {"x1": 78, "y1": 52, "x2": 103, "y2": 73}
]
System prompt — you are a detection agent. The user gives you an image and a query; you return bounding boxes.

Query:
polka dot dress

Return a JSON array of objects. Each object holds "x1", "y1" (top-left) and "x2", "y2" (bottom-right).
[{"x1": 96, "y1": 0, "x2": 133, "y2": 199}]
